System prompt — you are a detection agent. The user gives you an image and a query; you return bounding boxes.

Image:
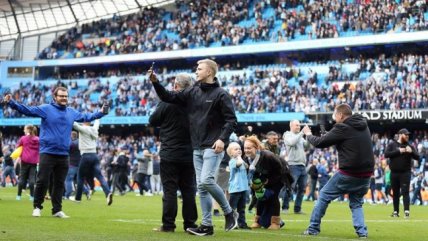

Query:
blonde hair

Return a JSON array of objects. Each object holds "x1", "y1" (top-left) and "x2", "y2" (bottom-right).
[
  {"x1": 244, "y1": 136, "x2": 265, "y2": 150},
  {"x1": 197, "y1": 59, "x2": 218, "y2": 77},
  {"x1": 25, "y1": 125, "x2": 38, "y2": 136},
  {"x1": 226, "y1": 142, "x2": 241, "y2": 157}
]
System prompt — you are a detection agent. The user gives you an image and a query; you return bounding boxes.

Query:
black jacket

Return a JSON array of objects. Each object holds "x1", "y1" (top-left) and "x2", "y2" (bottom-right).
[
  {"x1": 308, "y1": 165, "x2": 318, "y2": 180},
  {"x1": 385, "y1": 140, "x2": 419, "y2": 173},
  {"x1": 306, "y1": 114, "x2": 374, "y2": 174},
  {"x1": 253, "y1": 150, "x2": 283, "y2": 189},
  {"x1": 153, "y1": 78, "x2": 237, "y2": 149},
  {"x1": 149, "y1": 101, "x2": 193, "y2": 163}
]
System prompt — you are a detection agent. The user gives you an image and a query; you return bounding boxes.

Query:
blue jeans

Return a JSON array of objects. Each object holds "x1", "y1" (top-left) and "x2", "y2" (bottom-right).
[
  {"x1": 76, "y1": 153, "x2": 110, "y2": 201},
  {"x1": 307, "y1": 172, "x2": 370, "y2": 236},
  {"x1": 193, "y1": 149, "x2": 232, "y2": 226},
  {"x1": 1, "y1": 166, "x2": 17, "y2": 187},
  {"x1": 64, "y1": 165, "x2": 78, "y2": 198},
  {"x1": 283, "y1": 165, "x2": 307, "y2": 212}
]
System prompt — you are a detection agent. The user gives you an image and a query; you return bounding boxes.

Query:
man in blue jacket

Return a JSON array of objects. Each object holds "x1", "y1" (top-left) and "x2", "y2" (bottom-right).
[{"x1": 4, "y1": 86, "x2": 107, "y2": 218}]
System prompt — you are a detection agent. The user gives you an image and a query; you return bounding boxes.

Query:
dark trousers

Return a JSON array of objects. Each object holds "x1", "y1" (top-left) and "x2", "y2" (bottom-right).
[
  {"x1": 111, "y1": 168, "x2": 126, "y2": 194},
  {"x1": 256, "y1": 184, "x2": 282, "y2": 228},
  {"x1": 135, "y1": 173, "x2": 151, "y2": 194},
  {"x1": 17, "y1": 162, "x2": 37, "y2": 197},
  {"x1": 33, "y1": 154, "x2": 69, "y2": 214},
  {"x1": 391, "y1": 171, "x2": 411, "y2": 213},
  {"x1": 229, "y1": 191, "x2": 247, "y2": 227},
  {"x1": 75, "y1": 153, "x2": 111, "y2": 201},
  {"x1": 160, "y1": 161, "x2": 197, "y2": 231},
  {"x1": 307, "y1": 178, "x2": 318, "y2": 201}
]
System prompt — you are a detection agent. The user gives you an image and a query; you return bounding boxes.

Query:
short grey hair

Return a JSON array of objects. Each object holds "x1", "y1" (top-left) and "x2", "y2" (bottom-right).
[{"x1": 174, "y1": 73, "x2": 193, "y2": 90}]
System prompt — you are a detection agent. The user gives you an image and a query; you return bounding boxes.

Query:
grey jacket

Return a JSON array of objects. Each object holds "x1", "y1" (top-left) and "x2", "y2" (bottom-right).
[
  {"x1": 283, "y1": 131, "x2": 307, "y2": 166},
  {"x1": 73, "y1": 119, "x2": 99, "y2": 154},
  {"x1": 136, "y1": 154, "x2": 152, "y2": 175}
]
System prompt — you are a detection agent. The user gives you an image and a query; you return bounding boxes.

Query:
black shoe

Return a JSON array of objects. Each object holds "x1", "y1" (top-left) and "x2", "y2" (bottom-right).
[
  {"x1": 186, "y1": 225, "x2": 214, "y2": 236},
  {"x1": 358, "y1": 234, "x2": 368, "y2": 239},
  {"x1": 224, "y1": 211, "x2": 238, "y2": 231},
  {"x1": 107, "y1": 193, "x2": 113, "y2": 206},
  {"x1": 390, "y1": 211, "x2": 399, "y2": 217},
  {"x1": 213, "y1": 209, "x2": 221, "y2": 217},
  {"x1": 184, "y1": 224, "x2": 198, "y2": 232},
  {"x1": 294, "y1": 211, "x2": 305, "y2": 215},
  {"x1": 153, "y1": 226, "x2": 174, "y2": 232},
  {"x1": 238, "y1": 224, "x2": 251, "y2": 230}
]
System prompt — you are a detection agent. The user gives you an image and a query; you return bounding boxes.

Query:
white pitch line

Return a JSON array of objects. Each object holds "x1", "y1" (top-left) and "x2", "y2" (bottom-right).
[
  {"x1": 111, "y1": 219, "x2": 361, "y2": 240},
  {"x1": 112, "y1": 218, "x2": 428, "y2": 224}
]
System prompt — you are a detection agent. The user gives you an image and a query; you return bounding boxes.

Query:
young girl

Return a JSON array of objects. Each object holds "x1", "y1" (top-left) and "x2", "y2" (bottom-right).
[
  {"x1": 227, "y1": 142, "x2": 250, "y2": 229},
  {"x1": 16, "y1": 125, "x2": 39, "y2": 201}
]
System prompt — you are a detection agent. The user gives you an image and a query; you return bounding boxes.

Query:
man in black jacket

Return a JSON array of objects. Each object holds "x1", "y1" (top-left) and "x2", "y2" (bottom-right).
[
  {"x1": 149, "y1": 59, "x2": 238, "y2": 236},
  {"x1": 385, "y1": 128, "x2": 419, "y2": 218},
  {"x1": 302, "y1": 104, "x2": 374, "y2": 238},
  {"x1": 149, "y1": 73, "x2": 198, "y2": 232}
]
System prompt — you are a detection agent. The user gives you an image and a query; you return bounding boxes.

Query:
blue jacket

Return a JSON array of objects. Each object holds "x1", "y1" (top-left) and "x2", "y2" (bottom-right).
[{"x1": 9, "y1": 100, "x2": 104, "y2": 156}]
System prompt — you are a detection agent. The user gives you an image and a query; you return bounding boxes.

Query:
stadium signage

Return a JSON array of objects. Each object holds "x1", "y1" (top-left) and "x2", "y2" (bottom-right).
[{"x1": 357, "y1": 110, "x2": 425, "y2": 120}]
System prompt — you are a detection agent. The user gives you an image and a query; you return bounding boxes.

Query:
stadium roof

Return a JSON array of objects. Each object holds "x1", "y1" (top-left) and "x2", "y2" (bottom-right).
[{"x1": 0, "y1": 0, "x2": 173, "y2": 41}]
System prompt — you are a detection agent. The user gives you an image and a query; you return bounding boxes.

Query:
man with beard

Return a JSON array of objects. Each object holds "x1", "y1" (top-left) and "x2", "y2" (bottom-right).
[
  {"x1": 4, "y1": 87, "x2": 107, "y2": 218},
  {"x1": 385, "y1": 128, "x2": 419, "y2": 218}
]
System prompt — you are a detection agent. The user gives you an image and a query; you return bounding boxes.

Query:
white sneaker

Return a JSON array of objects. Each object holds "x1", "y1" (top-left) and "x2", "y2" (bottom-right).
[
  {"x1": 53, "y1": 211, "x2": 70, "y2": 218},
  {"x1": 69, "y1": 196, "x2": 81, "y2": 203},
  {"x1": 144, "y1": 192, "x2": 153, "y2": 197},
  {"x1": 32, "y1": 208, "x2": 41, "y2": 217}
]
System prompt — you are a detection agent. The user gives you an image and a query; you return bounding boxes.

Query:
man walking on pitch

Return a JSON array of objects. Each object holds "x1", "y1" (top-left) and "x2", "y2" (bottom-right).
[{"x1": 72, "y1": 119, "x2": 113, "y2": 205}]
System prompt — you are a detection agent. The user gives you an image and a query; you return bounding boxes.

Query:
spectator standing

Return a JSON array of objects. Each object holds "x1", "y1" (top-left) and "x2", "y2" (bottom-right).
[
  {"x1": 1, "y1": 148, "x2": 17, "y2": 187},
  {"x1": 149, "y1": 73, "x2": 197, "y2": 232},
  {"x1": 283, "y1": 120, "x2": 309, "y2": 214},
  {"x1": 150, "y1": 59, "x2": 238, "y2": 236},
  {"x1": 306, "y1": 159, "x2": 319, "y2": 201},
  {"x1": 385, "y1": 129, "x2": 420, "y2": 218},
  {"x1": 227, "y1": 142, "x2": 250, "y2": 229},
  {"x1": 64, "y1": 131, "x2": 82, "y2": 199}
]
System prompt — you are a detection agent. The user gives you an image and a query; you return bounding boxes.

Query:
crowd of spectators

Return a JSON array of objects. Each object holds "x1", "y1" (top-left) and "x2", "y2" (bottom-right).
[
  {"x1": 4, "y1": 52, "x2": 428, "y2": 117},
  {"x1": 1, "y1": 128, "x2": 427, "y2": 203},
  {"x1": 37, "y1": 0, "x2": 428, "y2": 59}
]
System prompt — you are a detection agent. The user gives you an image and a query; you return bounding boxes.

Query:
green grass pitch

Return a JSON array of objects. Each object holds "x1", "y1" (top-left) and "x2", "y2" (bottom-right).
[{"x1": 0, "y1": 188, "x2": 426, "y2": 241}]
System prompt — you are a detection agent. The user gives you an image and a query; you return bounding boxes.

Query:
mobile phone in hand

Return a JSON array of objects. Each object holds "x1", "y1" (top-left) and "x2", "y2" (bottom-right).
[{"x1": 102, "y1": 100, "x2": 109, "y2": 114}]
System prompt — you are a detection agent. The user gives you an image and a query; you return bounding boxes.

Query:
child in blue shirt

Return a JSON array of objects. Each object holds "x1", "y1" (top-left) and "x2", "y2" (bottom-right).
[{"x1": 227, "y1": 142, "x2": 250, "y2": 229}]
